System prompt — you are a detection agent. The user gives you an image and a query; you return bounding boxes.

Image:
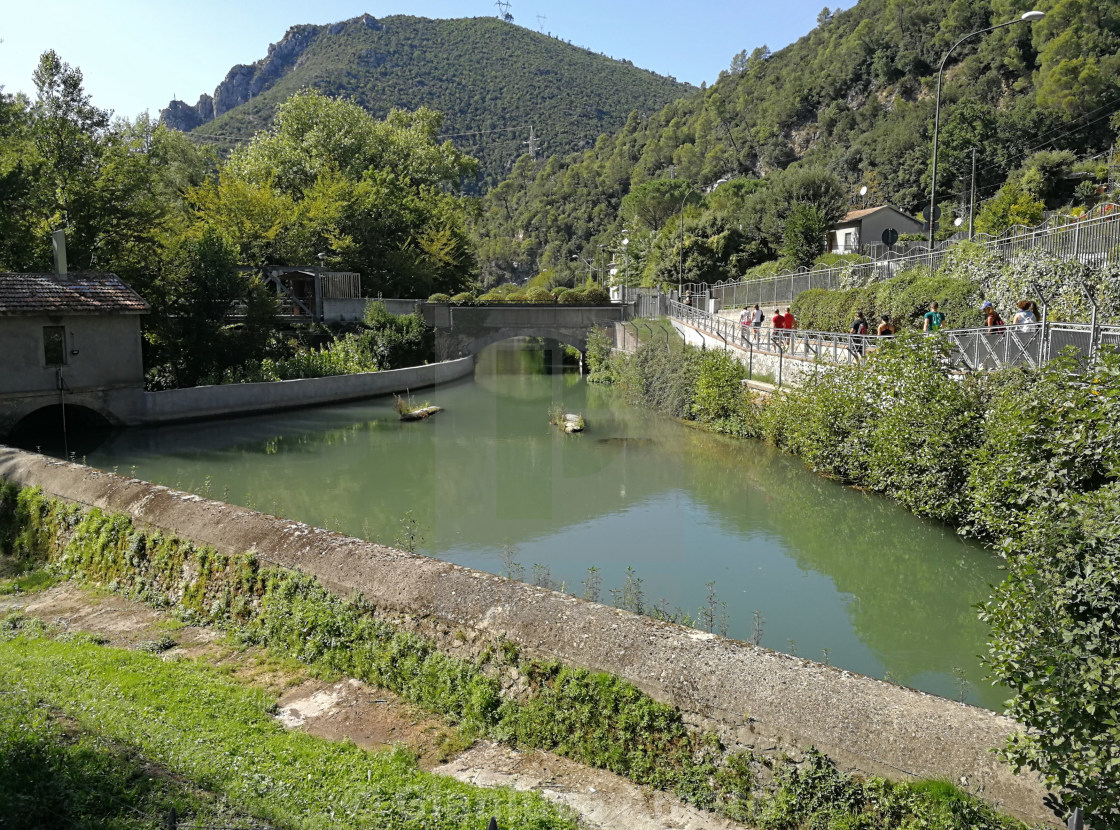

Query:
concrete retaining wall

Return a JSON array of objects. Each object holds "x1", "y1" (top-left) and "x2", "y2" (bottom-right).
[
  {"x1": 113, "y1": 357, "x2": 475, "y2": 427},
  {"x1": 0, "y1": 447, "x2": 1053, "y2": 825}
]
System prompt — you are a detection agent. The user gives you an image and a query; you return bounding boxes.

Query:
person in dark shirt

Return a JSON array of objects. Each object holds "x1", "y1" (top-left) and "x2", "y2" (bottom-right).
[
  {"x1": 981, "y1": 301, "x2": 1004, "y2": 333},
  {"x1": 849, "y1": 311, "x2": 869, "y2": 356}
]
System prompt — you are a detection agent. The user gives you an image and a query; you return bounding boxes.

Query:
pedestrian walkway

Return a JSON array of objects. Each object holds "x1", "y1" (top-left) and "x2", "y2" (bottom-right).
[{"x1": 670, "y1": 300, "x2": 1120, "y2": 374}]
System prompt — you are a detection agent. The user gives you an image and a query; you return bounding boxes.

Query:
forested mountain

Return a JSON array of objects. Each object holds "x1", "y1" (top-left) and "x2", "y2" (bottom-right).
[
  {"x1": 160, "y1": 13, "x2": 694, "y2": 188},
  {"x1": 474, "y1": 0, "x2": 1120, "y2": 284}
]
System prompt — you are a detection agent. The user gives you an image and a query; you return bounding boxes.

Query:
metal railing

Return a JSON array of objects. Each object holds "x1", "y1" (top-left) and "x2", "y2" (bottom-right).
[
  {"x1": 669, "y1": 299, "x2": 1120, "y2": 374},
  {"x1": 684, "y1": 202, "x2": 1120, "y2": 309},
  {"x1": 319, "y1": 271, "x2": 361, "y2": 299}
]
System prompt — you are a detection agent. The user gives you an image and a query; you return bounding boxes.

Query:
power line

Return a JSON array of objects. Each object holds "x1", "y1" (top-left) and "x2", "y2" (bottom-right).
[{"x1": 965, "y1": 94, "x2": 1120, "y2": 182}]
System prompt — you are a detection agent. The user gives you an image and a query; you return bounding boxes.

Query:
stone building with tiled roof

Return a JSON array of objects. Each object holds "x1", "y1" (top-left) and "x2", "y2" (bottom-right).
[{"x1": 0, "y1": 272, "x2": 149, "y2": 439}]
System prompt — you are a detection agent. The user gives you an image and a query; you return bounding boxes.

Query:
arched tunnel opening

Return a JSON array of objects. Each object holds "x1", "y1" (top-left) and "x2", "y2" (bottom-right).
[
  {"x1": 479, "y1": 337, "x2": 583, "y2": 375},
  {"x1": 5, "y1": 405, "x2": 114, "y2": 458}
]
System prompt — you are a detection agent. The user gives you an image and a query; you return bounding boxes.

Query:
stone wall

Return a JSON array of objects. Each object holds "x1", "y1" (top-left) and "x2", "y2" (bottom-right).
[{"x1": 0, "y1": 446, "x2": 1054, "y2": 825}]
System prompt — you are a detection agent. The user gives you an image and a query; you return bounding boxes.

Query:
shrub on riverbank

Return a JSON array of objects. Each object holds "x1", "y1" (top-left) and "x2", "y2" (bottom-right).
[{"x1": 209, "y1": 302, "x2": 433, "y2": 383}]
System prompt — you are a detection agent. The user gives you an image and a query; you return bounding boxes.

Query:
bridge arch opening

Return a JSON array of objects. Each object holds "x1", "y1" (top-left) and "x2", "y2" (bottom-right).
[
  {"x1": 6, "y1": 404, "x2": 114, "y2": 456},
  {"x1": 462, "y1": 330, "x2": 588, "y2": 362}
]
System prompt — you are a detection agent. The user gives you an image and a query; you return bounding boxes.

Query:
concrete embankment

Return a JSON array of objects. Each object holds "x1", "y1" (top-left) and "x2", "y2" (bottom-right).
[
  {"x1": 122, "y1": 356, "x2": 476, "y2": 426},
  {"x1": 0, "y1": 447, "x2": 1054, "y2": 826}
]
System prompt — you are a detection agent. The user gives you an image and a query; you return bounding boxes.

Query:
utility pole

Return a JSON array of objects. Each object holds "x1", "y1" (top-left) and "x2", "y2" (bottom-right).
[
  {"x1": 524, "y1": 126, "x2": 537, "y2": 160},
  {"x1": 968, "y1": 147, "x2": 977, "y2": 241},
  {"x1": 494, "y1": 0, "x2": 513, "y2": 22},
  {"x1": 536, "y1": 14, "x2": 546, "y2": 31},
  {"x1": 1108, "y1": 142, "x2": 1118, "y2": 197}
]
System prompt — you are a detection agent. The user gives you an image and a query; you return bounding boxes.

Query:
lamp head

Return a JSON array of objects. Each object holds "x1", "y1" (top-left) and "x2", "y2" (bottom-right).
[{"x1": 1020, "y1": 10, "x2": 1045, "y2": 22}]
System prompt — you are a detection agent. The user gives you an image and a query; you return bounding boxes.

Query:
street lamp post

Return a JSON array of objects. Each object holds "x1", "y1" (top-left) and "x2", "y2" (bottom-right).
[
  {"x1": 621, "y1": 235, "x2": 630, "y2": 304},
  {"x1": 927, "y1": 11, "x2": 1045, "y2": 252},
  {"x1": 678, "y1": 185, "x2": 699, "y2": 296}
]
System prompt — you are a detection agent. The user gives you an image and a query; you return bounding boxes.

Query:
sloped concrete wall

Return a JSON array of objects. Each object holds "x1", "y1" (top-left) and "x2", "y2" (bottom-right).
[
  {"x1": 0, "y1": 447, "x2": 1054, "y2": 826},
  {"x1": 670, "y1": 319, "x2": 820, "y2": 386},
  {"x1": 116, "y1": 357, "x2": 475, "y2": 426}
]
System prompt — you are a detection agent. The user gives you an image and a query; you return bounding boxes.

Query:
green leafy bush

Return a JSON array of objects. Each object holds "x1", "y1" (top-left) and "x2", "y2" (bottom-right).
[
  {"x1": 581, "y1": 285, "x2": 610, "y2": 305},
  {"x1": 525, "y1": 286, "x2": 554, "y2": 304},
  {"x1": 585, "y1": 327, "x2": 615, "y2": 382},
  {"x1": 557, "y1": 288, "x2": 582, "y2": 305},
  {"x1": 792, "y1": 269, "x2": 981, "y2": 332},
  {"x1": 427, "y1": 293, "x2": 452, "y2": 303},
  {"x1": 449, "y1": 292, "x2": 474, "y2": 305}
]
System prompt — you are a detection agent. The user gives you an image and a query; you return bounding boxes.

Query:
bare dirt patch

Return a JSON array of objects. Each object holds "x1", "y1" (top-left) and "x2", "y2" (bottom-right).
[{"x1": 437, "y1": 741, "x2": 745, "y2": 830}]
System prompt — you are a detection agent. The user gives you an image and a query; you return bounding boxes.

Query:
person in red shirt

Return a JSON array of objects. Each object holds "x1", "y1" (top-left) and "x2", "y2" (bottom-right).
[
  {"x1": 771, "y1": 308, "x2": 785, "y2": 348},
  {"x1": 782, "y1": 308, "x2": 796, "y2": 330}
]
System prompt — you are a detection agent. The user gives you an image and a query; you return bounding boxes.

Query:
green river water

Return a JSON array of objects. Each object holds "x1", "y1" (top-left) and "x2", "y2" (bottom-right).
[{"x1": 77, "y1": 340, "x2": 1007, "y2": 709}]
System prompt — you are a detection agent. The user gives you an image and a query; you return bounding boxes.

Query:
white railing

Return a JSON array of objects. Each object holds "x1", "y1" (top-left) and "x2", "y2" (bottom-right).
[{"x1": 669, "y1": 299, "x2": 1120, "y2": 375}]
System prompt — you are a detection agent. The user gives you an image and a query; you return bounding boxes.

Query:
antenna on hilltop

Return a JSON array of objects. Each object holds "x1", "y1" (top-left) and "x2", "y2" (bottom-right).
[
  {"x1": 536, "y1": 14, "x2": 546, "y2": 31},
  {"x1": 525, "y1": 125, "x2": 538, "y2": 160},
  {"x1": 494, "y1": 0, "x2": 513, "y2": 22}
]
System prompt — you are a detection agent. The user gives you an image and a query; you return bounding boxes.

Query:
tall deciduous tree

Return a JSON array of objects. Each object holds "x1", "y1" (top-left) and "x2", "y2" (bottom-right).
[{"x1": 198, "y1": 91, "x2": 477, "y2": 297}]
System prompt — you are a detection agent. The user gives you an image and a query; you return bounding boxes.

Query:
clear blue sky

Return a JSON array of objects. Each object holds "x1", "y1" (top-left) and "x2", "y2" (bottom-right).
[{"x1": 1, "y1": 0, "x2": 836, "y2": 120}]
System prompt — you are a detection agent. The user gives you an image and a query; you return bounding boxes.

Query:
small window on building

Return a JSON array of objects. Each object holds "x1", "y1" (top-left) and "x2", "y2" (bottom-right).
[{"x1": 43, "y1": 326, "x2": 67, "y2": 366}]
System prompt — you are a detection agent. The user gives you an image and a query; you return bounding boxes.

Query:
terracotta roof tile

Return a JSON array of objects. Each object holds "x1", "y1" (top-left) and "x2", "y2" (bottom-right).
[
  {"x1": 840, "y1": 206, "x2": 890, "y2": 221},
  {"x1": 838, "y1": 205, "x2": 920, "y2": 223},
  {"x1": 0, "y1": 272, "x2": 150, "y2": 315}
]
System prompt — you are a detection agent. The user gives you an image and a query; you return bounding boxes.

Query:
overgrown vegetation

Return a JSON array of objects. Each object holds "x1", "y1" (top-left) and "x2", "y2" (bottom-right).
[
  {"x1": 209, "y1": 302, "x2": 433, "y2": 383},
  {"x1": 429, "y1": 283, "x2": 612, "y2": 305},
  {"x1": 0, "y1": 482, "x2": 1029, "y2": 828},
  {"x1": 792, "y1": 245, "x2": 1120, "y2": 332},
  {"x1": 0, "y1": 623, "x2": 578, "y2": 830},
  {"x1": 598, "y1": 335, "x2": 1120, "y2": 819}
]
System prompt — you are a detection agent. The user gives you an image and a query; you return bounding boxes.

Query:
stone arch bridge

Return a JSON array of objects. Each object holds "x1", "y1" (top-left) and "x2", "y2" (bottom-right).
[{"x1": 421, "y1": 303, "x2": 632, "y2": 360}]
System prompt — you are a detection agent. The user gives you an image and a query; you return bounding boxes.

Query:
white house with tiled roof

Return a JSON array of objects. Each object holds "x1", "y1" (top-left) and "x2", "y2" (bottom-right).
[
  {"x1": 829, "y1": 206, "x2": 925, "y2": 254},
  {"x1": 0, "y1": 272, "x2": 149, "y2": 436}
]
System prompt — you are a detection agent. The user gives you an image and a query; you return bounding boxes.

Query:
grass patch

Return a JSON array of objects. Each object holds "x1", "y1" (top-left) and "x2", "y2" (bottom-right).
[
  {"x1": 0, "y1": 679, "x2": 254, "y2": 829},
  {"x1": 0, "y1": 623, "x2": 577, "y2": 830},
  {"x1": 0, "y1": 566, "x2": 58, "y2": 596}
]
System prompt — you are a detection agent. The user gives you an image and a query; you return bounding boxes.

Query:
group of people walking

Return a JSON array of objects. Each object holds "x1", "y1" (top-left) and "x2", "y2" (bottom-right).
[
  {"x1": 980, "y1": 299, "x2": 1041, "y2": 333},
  {"x1": 727, "y1": 297, "x2": 1042, "y2": 355},
  {"x1": 846, "y1": 299, "x2": 1041, "y2": 339},
  {"x1": 739, "y1": 304, "x2": 796, "y2": 344}
]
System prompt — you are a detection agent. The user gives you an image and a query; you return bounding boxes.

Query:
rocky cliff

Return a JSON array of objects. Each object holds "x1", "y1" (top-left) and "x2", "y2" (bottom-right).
[{"x1": 161, "y1": 15, "x2": 381, "y2": 131}]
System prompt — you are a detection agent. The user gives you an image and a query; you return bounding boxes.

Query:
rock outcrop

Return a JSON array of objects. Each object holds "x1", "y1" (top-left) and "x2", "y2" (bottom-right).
[{"x1": 159, "y1": 14, "x2": 382, "y2": 130}]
